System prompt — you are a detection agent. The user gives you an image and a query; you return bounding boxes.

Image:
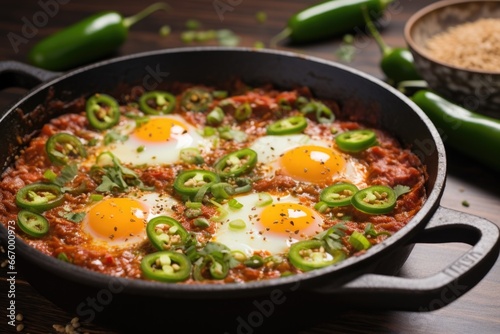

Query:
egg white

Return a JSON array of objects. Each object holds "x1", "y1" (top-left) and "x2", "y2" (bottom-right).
[
  {"x1": 250, "y1": 133, "x2": 368, "y2": 188},
  {"x1": 103, "y1": 114, "x2": 212, "y2": 166},
  {"x1": 212, "y1": 192, "x2": 325, "y2": 256},
  {"x1": 81, "y1": 191, "x2": 180, "y2": 248}
]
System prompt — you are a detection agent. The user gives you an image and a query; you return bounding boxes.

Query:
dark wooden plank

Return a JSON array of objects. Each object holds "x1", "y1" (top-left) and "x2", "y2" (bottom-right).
[{"x1": 1, "y1": 1, "x2": 499, "y2": 333}]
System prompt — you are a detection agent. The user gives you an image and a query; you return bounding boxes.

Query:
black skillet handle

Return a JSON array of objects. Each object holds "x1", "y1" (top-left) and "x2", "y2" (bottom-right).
[
  {"x1": 315, "y1": 206, "x2": 500, "y2": 311},
  {"x1": 0, "y1": 61, "x2": 60, "y2": 91}
]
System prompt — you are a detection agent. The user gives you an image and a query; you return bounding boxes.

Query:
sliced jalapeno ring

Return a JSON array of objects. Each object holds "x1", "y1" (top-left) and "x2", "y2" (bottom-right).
[
  {"x1": 320, "y1": 183, "x2": 359, "y2": 207},
  {"x1": 45, "y1": 133, "x2": 87, "y2": 165},
  {"x1": 351, "y1": 185, "x2": 397, "y2": 215},
  {"x1": 266, "y1": 116, "x2": 307, "y2": 135},
  {"x1": 213, "y1": 148, "x2": 258, "y2": 178},
  {"x1": 335, "y1": 129, "x2": 377, "y2": 152},
  {"x1": 288, "y1": 240, "x2": 345, "y2": 271},
  {"x1": 17, "y1": 210, "x2": 49, "y2": 237},
  {"x1": 244, "y1": 255, "x2": 264, "y2": 268},
  {"x1": 173, "y1": 170, "x2": 220, "y2": 198},
  {"x1": 141, "y1": 251, "x2": 192, "y2": 283},
  {"x1": 146, "y1": 216, "x2": 190, "y2": 251},
  {"x1": 209, "y1": 257, "x2": 230, "y2": 280},
  {"x1": 139, "y1": 91, "x2": 176, "y2": 115},
  {"x1": 300, "y1": 101, "x2": 334, "y2": 124},
  {"x1": 181, "y1": 87, "x2": 213, "y2": 112},
  {"x1": 86, "y1": 93, "x2": 120, "y2": 130},
  {"x1": 16, "y1": 183, "x2": 64, "y2": 212},
  {"x1": 349, "y1": 231, "x2": 371, "y2": 251},
  {"x1": 234, "y1": 102, "x2": 252, "y2": 121}
]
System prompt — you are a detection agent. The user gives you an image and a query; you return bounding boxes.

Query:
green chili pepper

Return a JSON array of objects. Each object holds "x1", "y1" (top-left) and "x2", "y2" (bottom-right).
[
  {"x1": 173, "y1": 170, "x2": 220, "y2": 199},
  {"x1": 361, "y1": 5, "x2": 421, "y2": 84},
  {"x1": 45, "y1": 133, "x2": 87, "y2": 165},
  {"x1": 320, "y1": 183, "x2": 359, "y2": 207},
  {"x1": 86, "y1": 93, "x2": 120, "y2": 130},
  {"x1": 335, "y1": 129, "x2": 377, "y2": 152},
  {"x1": 288, "y1": 240, "x2": 345, "y2": 271},
  {"x1": 146, "y1": 216, "x2": 190, "y2": 251},
  {"x1": 234, "y1": 102, "x2": 252, "y2": 122},
  {"x1": 208, "y1": 257, "x2": 230, "y2": 280},
  {"x1": 16, "y1": 183, "x2": 64, "y2": 213},
  {"x1": 244, "y1": 255, "x2": 265, "y2": 268},
  {"x1": 141, "y1": 251, "x2": 192, "y2": 283},
  {"x1": 193, "y1": 257, "x2": 230, "y2": 280},
  {"x1": 17, "y1": 210, "x2": 50, "y2": 238},
  {"x1": 349, "y1": 231, "x2": 371, "y2": 250},
  {"x1": 206, "y1": 107, "x2": 225, "y2": 125},
  {"x1": 27, "y1": 3, "x2": 170, "y2": 71},
  {"x1": 266, "y1": 116, "x2": 308, "y2": 135},
  {"x1": 351, "y1": 185, "x2": 396, "y2": 214},
  {"x1": 271, "y1": 0, "x2": 394, "y2": 46},
  {"x1": 181, "y1": 87, "x2": 213, "y2": 112},
  {"x1": 300, "y1": 101, "x2": 334, "y2": 124},
  {"x1": 411, "y1": 90, "x2": 500, "y2": 173},
  {"x1": 213, "y1": 148, "x2": 258, "y2": 178},
  {"x1": 179, "y1": 148, "x2": 204, "y2": 165},
  {"x1": 139, "y1": 91, "x2": 176, "y2": 115}
]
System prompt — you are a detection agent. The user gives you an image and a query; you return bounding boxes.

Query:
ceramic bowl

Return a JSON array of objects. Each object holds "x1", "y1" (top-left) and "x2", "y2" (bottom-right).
[{"x1": 404, "y1": 0, "x2": 500, "y2": 118}]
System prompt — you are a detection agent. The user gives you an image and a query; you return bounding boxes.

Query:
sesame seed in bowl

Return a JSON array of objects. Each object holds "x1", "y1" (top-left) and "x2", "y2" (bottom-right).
[{"x1": 404, "y1": 0, "x2": 500, "y2": 118}]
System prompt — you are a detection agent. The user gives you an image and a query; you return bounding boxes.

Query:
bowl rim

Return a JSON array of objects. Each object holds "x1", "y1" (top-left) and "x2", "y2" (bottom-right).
[{"x1": 404, "y1": 0, "x2": 500, "y2": 75}]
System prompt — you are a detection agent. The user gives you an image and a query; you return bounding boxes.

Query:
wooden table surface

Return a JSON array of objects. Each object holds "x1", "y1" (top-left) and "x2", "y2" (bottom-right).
[{"x1": 1, "y1": 0, "x2": 499, "y2": 333}]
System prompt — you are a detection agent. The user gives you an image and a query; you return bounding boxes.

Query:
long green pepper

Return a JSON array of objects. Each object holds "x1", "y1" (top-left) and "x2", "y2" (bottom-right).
[
  {"x1": 272, "y1": 0, "x2": 394, "y2": 45},
  {"x1": 28, "y1": 2, "x2": 169, "y2": 71},
  {"x1": 411, "y1": 90, "x2": 500, "y2": 173}
]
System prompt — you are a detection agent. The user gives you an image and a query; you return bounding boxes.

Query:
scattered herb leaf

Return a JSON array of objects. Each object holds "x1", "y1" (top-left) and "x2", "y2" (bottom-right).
[
  {"x1": 159, "y1": 25, "x2": 171, "y2": 36},
  {"x1": 394, "y1": 185, "x2": 411, "y2": 198},
  {"x1": 336, "y1": 34, "x2": 356, "y2": 63},
  {"x1": 256, "y1": 11, "x2": 267, "y2": 23}
]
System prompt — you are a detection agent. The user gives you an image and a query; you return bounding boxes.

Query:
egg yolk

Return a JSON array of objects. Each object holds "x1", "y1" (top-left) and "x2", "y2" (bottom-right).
[
  {"x1": 279, "y1": 145, "x2": 345, "y2": 184},
  {"x1": 259, "y1": 202, "x2": 321, "y2": 239},
  {"x1": 85, "y1": 198, "x2": 148, "y2": 244},
  {"x1": 132, "y1": 117, "x2": 192, "y2": 144}
]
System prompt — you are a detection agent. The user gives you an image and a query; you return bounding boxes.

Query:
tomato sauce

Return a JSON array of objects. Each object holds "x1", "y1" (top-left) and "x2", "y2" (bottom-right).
[{"x1": 0, "y1": 82, "x2": 427, "y2": 283}]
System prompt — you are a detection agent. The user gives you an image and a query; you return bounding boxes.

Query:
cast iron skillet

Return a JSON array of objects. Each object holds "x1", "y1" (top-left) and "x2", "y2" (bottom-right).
[{"x1": 0, "y1": 47, "x2": 499, "y2": 333}]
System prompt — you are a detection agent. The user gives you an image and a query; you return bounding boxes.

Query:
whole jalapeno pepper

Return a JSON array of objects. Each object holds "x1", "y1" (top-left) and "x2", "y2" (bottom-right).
[
  {"x1": 361, "y1": 5, "x2": 421, "y2": 84},
  {"x1": 86, "y1": 93, "x2": 120, "y2": 130},
  {"x1": 266, "y1": 116, "x2": 308, "y2": 135},
  {"x1": 320, "y1": 183, "x2": 359, "y2": 207},
  {"x1": 146, "y1": 216, "x2": 191, "y2": 251},
  {"x1": 28, "y1": 3, "x2": 170, "y2": 71},
  {"x1": 139, "y1": 91, "x2": 176, "y2": 115},
  {"x1": 411, "y1": 90, "x2": 500, "y2": 173},
  {"x1": 335, "y1": 129, "x2": 377, "y2": 152},
  {"x1": 351, "y1": 185, "x2": 396, "y2": 214},
  {"x1": 141, "y1": 250, "x2": 192, "y2": 283},
  {"x1": 16, "y1": 183, "x2": 64, "y2": 213},
  {"x1": 288, "y1": 239, "x2": 346, "y2": 271},
  {"x1": 271, "y1": 0, "x2": 394, "y2": 45},
  {"x1": 173, "y1": 170, "x2": 220, "y2": 199},
  {"x1": 45, "y1": 133, "x2": 87, "y2": 165},
  {"x1": 17, "y1": 210, "x2": 50, "y2": 238},
  {"x1": 213, "y1": 148, "x2": 258, "y2": 178}
]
